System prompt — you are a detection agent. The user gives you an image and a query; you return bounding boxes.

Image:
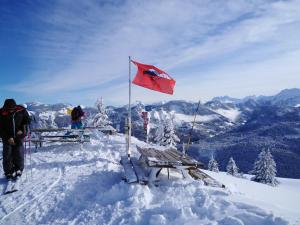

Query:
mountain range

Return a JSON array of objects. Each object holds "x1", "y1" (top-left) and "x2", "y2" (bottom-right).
[{"x1": 26, "y1": 88, "x2": 300, "y2": 178}]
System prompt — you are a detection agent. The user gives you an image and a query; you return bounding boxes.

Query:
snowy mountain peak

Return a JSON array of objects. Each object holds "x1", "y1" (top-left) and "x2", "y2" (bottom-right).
[
  {"x1": 276, "y1": 88, "x2": 300, "y2": 98},
  {"x1": 271, "y1": 88, "x2": 300, "y2": 106},
  {"x1": 211, "y1": 96, "x2": 240, "y2": 103}
]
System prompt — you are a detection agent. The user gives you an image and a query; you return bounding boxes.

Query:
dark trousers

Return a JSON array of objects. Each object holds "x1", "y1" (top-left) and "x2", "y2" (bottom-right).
[{"x1": 2, "y1": 140, "x2": 24, "y2": 176}]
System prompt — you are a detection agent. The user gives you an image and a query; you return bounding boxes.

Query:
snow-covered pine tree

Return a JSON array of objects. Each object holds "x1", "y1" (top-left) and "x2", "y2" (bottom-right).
[
  {"x1": 161, "y1": 118, "x2": 180, "y2": 148},
  {"x1": 251, "y1": 148, "x2": 279, "y2": 186},
  {"x1": 154, "y1": 122, "x2": 164, "y2": 144},
  {"x1": 155, "y1": 116, "x2": 180, "y2": 149},
  {"x1": 226, "y1": 157, "x2": 239, "y2": 176},
  {"x1": 153, "y1": 109, "x2": 166, "y2": 144},
  {"x1": 92, "y1": 98, "x2": 111, "y2": 127},
  {"x1": 208, "y1": 156, "x2": 219, "y2": 172}
]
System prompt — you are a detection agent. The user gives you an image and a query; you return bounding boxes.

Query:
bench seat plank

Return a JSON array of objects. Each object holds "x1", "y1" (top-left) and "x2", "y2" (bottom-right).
[
  {"x1": 130, "y1": 157, "x2": 148, "y2": 184},
  {"x1": 120, "y1": 157, "x2": 138, "y2": 183}
]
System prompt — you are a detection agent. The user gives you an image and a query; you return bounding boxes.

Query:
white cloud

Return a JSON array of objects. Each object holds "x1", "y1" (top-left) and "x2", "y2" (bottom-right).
[
  {"x1": 4, "y1": 0, "x2": 300, "y2": 105},
  {"x1": 100, "y1": 48, "x2": 300, "y2": 105}
]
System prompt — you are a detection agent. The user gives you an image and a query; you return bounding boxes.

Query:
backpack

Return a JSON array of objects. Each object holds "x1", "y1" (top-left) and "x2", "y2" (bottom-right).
[
  {"x1": 71, "y1": 107, "x2": 79, "y2": 121},
  {"x1": 71, "y1": 106, "x2": 84, "y2": 121}
]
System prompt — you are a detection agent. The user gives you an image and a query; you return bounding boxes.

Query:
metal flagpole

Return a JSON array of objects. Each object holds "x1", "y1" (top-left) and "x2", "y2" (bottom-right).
[
  {"x1": 24, "y1": 131, "x2": 28, "y2": 180},
  {"x1": 128, "y1": 56, "x2": 132, "y2": 158}
]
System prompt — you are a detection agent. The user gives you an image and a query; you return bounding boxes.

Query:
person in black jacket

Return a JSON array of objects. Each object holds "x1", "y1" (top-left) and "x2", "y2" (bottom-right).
[
  {"x1": 0, "y1": 99, "x2": 30, "y2": 179},
  {"x1": 71, "y1": 106, "x2": 85, "y2": 129}
]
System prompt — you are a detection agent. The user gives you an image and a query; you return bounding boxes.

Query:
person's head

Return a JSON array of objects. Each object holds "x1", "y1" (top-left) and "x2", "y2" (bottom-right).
[{"x1": 3, "y1": 99, "x2": 17, "y2": 112}]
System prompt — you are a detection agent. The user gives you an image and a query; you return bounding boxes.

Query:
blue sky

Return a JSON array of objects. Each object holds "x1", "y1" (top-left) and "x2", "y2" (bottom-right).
[{"x1": 1, "y1": 0, "x2": 300, "y2": 107}]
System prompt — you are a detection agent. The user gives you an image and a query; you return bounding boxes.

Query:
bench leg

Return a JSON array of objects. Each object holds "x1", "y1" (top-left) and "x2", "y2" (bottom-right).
[
  {"x1": 180, "y1": 169, "x2": 190, "y2": 179},
  {"x1": 156, "y1": 168, "x2": 162, "y2": 177},
  {"x1": 148, "y1": 168, "x2": 161, "y2": 184}
]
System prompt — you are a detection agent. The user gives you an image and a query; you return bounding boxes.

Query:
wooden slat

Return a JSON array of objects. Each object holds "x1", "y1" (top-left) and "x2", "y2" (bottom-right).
[
  {"x1": 136, "y1": 147, "x2": 181, "y2": 167},
  {"x1": 169, "y1": 149, "x2": 203, "y2": 167},
  {"x1": 166, "y1": 149, "x2": 203, "y2": 168},
  {"x1": 189, "y1": 169, "x2": 225, "y2": 188},
  {"x1": 31, "y1": 127, "x2": 115, "y2": 133},
  {"x1": 120, "y1": 157, "x2": 138, "y2": 183},
  {"x1": 153, "y1": 149, "x2": 179, "y2": 165},
  {"x1": 31, "y1": 139, "x2": 89, "y2": 143},
  {"x1": 136, "y1": 146, "x2": 204, "y2": 168},
  {"x1": 159, "y1": 151, "x2": 182, "y2": 165},
  {"x1": 130, "y1": 157, "x2": 148, "y2": 184},
  {"x1": 42, "y1": 135, "x2": 81, "y2": 138}
]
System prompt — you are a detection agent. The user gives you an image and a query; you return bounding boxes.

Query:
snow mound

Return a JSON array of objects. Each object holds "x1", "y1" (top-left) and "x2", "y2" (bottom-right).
[{"x1": 0, "y1": 133, "x2": 296, "y2": 224}]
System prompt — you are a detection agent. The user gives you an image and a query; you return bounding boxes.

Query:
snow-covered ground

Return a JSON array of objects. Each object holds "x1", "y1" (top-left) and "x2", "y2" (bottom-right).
[
  {"x1": 174, "y1": 113, "x2": 219, "y2": 123},
  {"x1": 213, "y1": 108, "x2": 241, "y2": 122},
  {"x1": 0, "y1": 133, "x2": 299, "y2": 225}
]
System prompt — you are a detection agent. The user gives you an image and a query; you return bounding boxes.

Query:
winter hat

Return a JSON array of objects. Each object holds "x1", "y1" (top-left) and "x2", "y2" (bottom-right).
[{"x1": 3, "y1": 99, "x2": 17, "y2": 109}]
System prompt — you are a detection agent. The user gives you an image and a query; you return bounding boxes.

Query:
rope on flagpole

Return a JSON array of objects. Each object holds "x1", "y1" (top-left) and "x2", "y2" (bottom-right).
[{"x1": 184, "y1": 100, "x2": 201, "y2": 154}]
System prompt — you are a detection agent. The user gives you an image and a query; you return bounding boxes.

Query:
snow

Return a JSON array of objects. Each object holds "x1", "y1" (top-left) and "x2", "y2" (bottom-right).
[
  {"x1": 0, "y1": 133, "x2": 298, "y2": 225},
  {"x1": 174, "y1": 113, "x2": 218, "y2": 123},
  {"x1": 58, "y1": 108, "x2": 67, "y2": 114},
  {"x1": 205, "y1": 171, "x2": 300, "y2": 225},
  {"x1": 30, "y1": 102, "x2": 44, "y2": 106},
  {"x1": 295, "y1": 104, "x2": 300, "y2": 107},
  {"x1": 38, "y1": 111, "x2": 56, "y2": 120},
  {"x1": 211, "y1": 96, "x2": 240, "y2": 103},
  {"x1": 152, "y1": 110, "x2": 160, "y2": 120},
  {"x1": 214, "y1": 108, "x2": 241, "y2": 122}
]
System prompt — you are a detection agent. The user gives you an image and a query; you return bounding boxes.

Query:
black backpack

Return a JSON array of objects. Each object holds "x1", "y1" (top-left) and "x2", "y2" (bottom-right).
[{"x1": 71, "y1": 107, "x2": 82, "y2": 121}]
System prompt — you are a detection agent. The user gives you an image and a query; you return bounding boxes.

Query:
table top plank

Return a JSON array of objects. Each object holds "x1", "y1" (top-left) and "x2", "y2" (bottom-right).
[
  {"x1": 136, "y1": 146, "x2": 204, "y2": 168},
  {"x1": 137, "y1": 147, "x2": 181, "y2": 167},
  {"x1": 166, "y1": 149, "x2": 203, "y2": 167}
]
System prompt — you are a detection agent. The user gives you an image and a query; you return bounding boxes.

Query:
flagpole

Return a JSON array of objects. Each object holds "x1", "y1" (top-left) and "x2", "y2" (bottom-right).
[{"x1": 128, "y1": 56, "x2": 132, "y2": 158}]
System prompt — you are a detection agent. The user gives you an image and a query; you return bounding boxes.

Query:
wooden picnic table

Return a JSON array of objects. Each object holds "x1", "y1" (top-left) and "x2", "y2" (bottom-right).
[
  {"x1": 136, "y1": 146, "x2": 204, "y2": 183},
  {"x1": 31, "y1": 126, "x2": 116, "y2": 135},
  {"x1": 29, "y1": 126, "x2": 116, "y2": 148},
  {"x1": 120, "y1": 146, "x2": 224, "y2": 188},
  {"x1": 30, "y1": 129, "x2": 92, "y2": 148},
  {"x1": 137, "y1": 146, "x2": 204, "y2": 169}
]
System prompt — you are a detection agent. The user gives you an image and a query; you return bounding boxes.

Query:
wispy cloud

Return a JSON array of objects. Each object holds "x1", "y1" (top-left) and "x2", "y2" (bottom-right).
[{"x1": 2, "y1": 0, "x2": 300, "y2": 105}]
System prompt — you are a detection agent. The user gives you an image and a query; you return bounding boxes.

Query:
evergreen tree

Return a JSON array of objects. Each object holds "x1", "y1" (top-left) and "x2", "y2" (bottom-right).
[
  {"x1": 208, "y1": 156, "x2": 219, "y2": 172},
  {"x1": 161, "y1": 118, "x2": 180, "y2": 148},
  {"x1": 92, "y1": 98, "x2": 111, "y2": 127},
  {"x1": 155, "y1": 116, "x2": 180, "y2": 148},
  {"x1": 251, "y1": 149, "x2": 278, "y2": 186},
  {"x1": 154, "y1": 123, "x2": 164, "y2": 144},
  {"x1": 226, "y1": 157, "x2": 239, "y2": 176}
]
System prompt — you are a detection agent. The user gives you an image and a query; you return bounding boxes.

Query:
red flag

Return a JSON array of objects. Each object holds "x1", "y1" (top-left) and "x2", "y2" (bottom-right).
[
  {"x1": 141, "y1": 111, "x2": 149, "y2": 129},
  {"x1": 131, "y1": 60, "x2": 176, "y2": 95}
]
